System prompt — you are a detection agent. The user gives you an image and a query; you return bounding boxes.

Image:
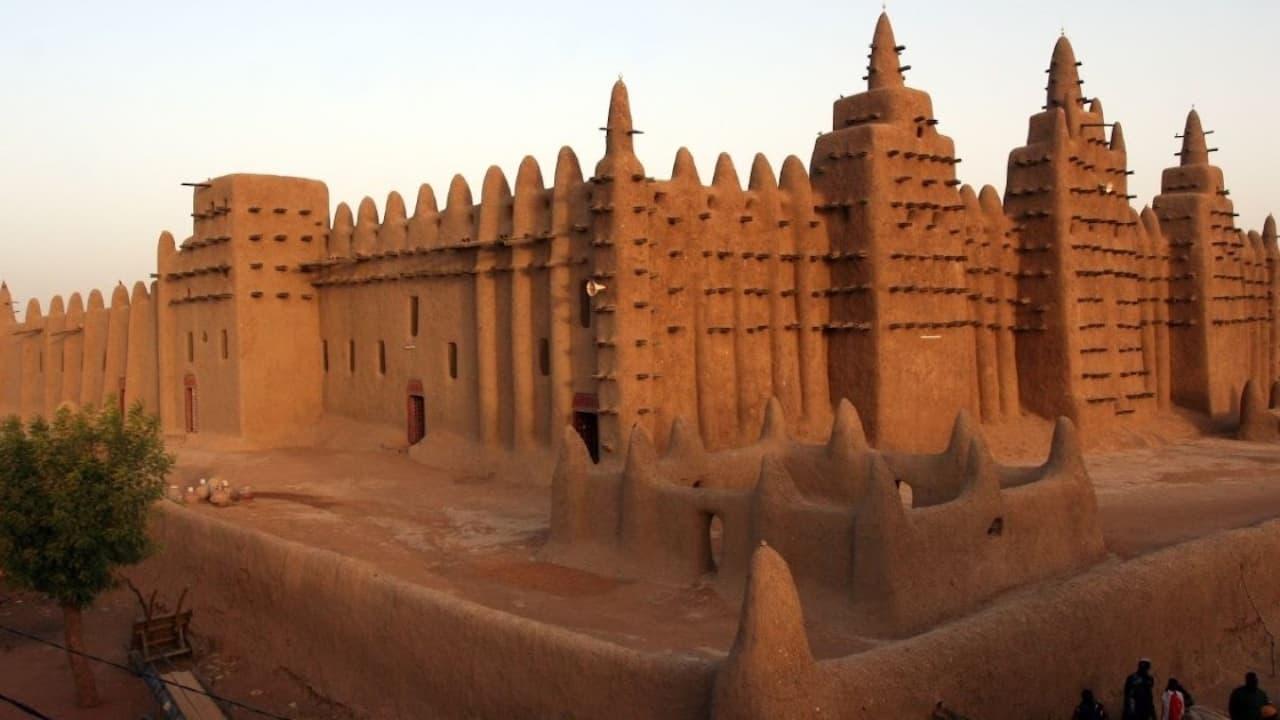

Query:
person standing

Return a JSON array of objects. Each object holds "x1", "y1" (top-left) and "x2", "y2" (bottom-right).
[
  {"x1": 1162, "y1": 678, "x2": 1187, "y2": 720},
  {"x1": 1124, "y1": 659, "x2": 1158, "y2": 720},
  {"x1": 1074, "y1": 689, "x2": 1109, "y2": 720},
  {"x1": 1228, "y1": 672, "x2": 1270, "y2": 720}
]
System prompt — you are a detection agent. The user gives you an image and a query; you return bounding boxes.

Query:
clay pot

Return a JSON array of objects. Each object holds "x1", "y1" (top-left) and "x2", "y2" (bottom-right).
[
  {"x1": 237, "y1": 486, "x2": 254, "y2": 502},
  {"x1": 209, "y1": 488, "x2": 233, "y2": 507},
  {"x1": 165, "y1": 485, "x2": 183, "y2": 503},
  {"x1": 195, "y1": 480, "x2": 211, "y2": 501},
  {"x1": 183, "y1": 487, "x2": 198, "y2": 504}
]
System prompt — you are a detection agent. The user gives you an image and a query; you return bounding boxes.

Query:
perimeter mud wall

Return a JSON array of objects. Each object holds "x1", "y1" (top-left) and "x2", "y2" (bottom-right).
[
  {"x1": 129, "y1": 505, "x2": 712, "y2": 720},
  {"x1": 131, "y1": 506, "x2": 1280, "y2": 720}
]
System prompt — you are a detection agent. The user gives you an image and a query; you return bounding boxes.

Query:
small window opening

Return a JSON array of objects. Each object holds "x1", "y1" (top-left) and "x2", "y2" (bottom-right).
[
  {"x1": 707, "y1": 514, "x2": 725, "y2": 573},
  {"x1": 538, "y1": 338, "x2": 550, "y2": 376},
  {"x1": 897, "y1": 479, "x2": 914, "y2": 508},
  {"x1": 378, "y1": 341, "x2": 387, "y2": 375},
  {"x1": 409, "y1": 296, "x2": 420, "y2": 337},
  {"x1": 38, "y1": 351, "x2": 43, "y2": 372},
  {"x1": 202, "y1": 331, "x2": 208, "y2": 343},
  {"x1": 187, "y1": 332, "x2": 194, "y2": 362},
  {"x1": 322, "y1": 340, "x2": 329, "y2": 372},
  {"x1": 447, "y1": 342, "x2": 458, "y2": 379},
  {"x1": 987, "y1": 517, "x2": 1004, "y2": 537},
  {"x1": 102, "y1": 352, "x2": 107, "y2": 371},
  {"x1": 348, "y1": 339, "x2": 356, "y2": 373},
  {"x1": 221, "y1": 330, "x2": 229, "y2": 360}
]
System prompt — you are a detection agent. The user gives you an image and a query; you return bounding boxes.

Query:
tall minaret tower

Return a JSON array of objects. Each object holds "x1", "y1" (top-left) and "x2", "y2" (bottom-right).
[
  {"x1": 590, "y1": 81, "x2": 656, "y2": 462},
  {"x1": 809, "y1": 13, "x2": 978, "y2": 452},
  {"x1": 1153, "y1": 110, "x2": 1260, "y2": 419}
]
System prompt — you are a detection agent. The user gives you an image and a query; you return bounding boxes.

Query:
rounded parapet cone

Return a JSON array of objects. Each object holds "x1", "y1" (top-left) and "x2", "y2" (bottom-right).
[
  {"x1": 712, "y1": 153, "x2": 742, "y2": 191},
  {"x1": 352, "y1": 196, "x2": 380, "y2": 255},
  {"x1": 86, "y1": 289, "x2": 105, "y2": 312},
  {"x1": 330, "y1": 202, "x2": 354, "y2": 257},
  {"x1": 757, "y1": 396, "x2": 788, "y2": 444},
  {"x1": 379, "y1": 191, "x2": 408, "y2": 252},
  {"x1": 747, "y1": 154, "x2": 777, "y2": 193},
  {"x1": 671, "y1": 147, "x2": 701, "y2": 185},
  {"x1": 408, "y1": 183, "x2": 439, "y2": 249},
  {"x1": 549, "y1": 425, "x2": 593, "y2": 544},
  {"x1": 110, "y1": 282, "x2": 131, "y2": 309},
  {"x1": 477, "y1": 165, "x2": 512, "y2": 244},
  {"x1": 440, "y1": 174, "x2": 475, "y2": 242},
  {"x1": 710, "y1": 544, "x2": 815, "y2": 720}
]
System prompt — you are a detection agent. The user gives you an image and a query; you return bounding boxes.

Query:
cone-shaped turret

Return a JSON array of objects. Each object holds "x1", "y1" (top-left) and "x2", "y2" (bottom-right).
[
  {"x1": 710, "y1": 545, "x2": 814, "y2": 720},
  {"x1": 712, "y1": 153, "x2": 741, "y2": 190},
  {"x1": 1180, "y1": 110, "x2": 1210, "y2": 167},
  {"x1": 867, "y1": 12, "x2": 904, "y2": 91},
  {"x1": 605, "y1": 79, "x2": 634, "y2": 156},
  {"x1": 664, "y1": 416, "x2": 706, "y2": 460},
  {"x1": 1110, "y1": 122, "x2": 1127, "y2": 153},
  {"x1": 1263, "y1": 214, "x2": 1276, "y2": 245},
  {"x1": 1237, "y1": 380, "x2": 1279, "y2": 442},
  {"x1": 1046, "y1": 36, "x2": 1083, "y2": 109},
  {"x1": 0, "y1": 283, "x2": 12, "y2": 326},
  {"x1": 550, "y1": 425, "x2": 593, "y2": 544},
  {"x1": 671, "y1": 147, "x2": 701, "y2": 184},
  {"x1": 110, "y1": 282, "x2": 130, "y2": 309},
  {"x1": 330, "y1": 202, "x2": 354, "y2": 257},
  {"x1": 1046, "y1": 416, "x2": 1086, "y2": 474},
  {"x1": 757, "y1": 396, "x2": 787, "y2": 443},
  {"x1": 750, "y1": 456, "x2": 802, "y2": 547},
  {"x1": 826, "y1": 398, "x2": 869, "y2": 456}
]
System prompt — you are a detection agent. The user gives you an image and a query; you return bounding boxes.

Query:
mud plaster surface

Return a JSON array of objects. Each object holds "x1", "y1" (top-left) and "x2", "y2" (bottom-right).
[{"x1": 169, "y1": 427, "x2": 1280, "y2": 663}]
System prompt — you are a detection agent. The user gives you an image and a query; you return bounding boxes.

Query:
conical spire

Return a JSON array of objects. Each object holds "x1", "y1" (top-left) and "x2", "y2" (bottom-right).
[
  {"x1": 867, "y1": 12, "x2": 904, "y2": 91},
  {"x1": 1180, "y1": 109, "x2": 1210, "y2": 166},
  {"x1": 1110, "y1": 121, "x2": 1126, "y2": 153},
  {"x1": 605, "y1": 79, "x2": 634, "y2": 155},
  {"x1": 1046, "y1": 36, "x2": 1082, "y2": 109},
  {"x1": 711, "y1": 545, "x2": 813, "y2": 719},
  {"x1": 671, "y1": 147, "x2": 700, "y2": 184},
  {"x1": 1264, "y1": 214, "x2": 1277, "y2": 243}
]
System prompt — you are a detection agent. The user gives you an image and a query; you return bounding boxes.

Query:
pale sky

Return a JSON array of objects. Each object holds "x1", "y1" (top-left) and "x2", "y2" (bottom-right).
[{"x1": 1, "y1": 0, "x2": 1276, "y2": 317}]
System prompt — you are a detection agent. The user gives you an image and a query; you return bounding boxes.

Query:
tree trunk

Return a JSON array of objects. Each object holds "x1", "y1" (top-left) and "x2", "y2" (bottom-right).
[{"x1": 60, "y1": 602, "x2": 100, "y2": 708}]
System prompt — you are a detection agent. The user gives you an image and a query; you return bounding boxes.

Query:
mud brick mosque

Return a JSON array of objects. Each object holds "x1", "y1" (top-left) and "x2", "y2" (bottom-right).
[{"x1": 1, "y1": 14, "x2": 1275, "y2": 462}]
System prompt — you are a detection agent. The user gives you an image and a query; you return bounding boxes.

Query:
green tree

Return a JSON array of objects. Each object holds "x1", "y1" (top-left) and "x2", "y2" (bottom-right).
[{"x1": 0, "y1": 402, "x2": 173, "y2": 707}]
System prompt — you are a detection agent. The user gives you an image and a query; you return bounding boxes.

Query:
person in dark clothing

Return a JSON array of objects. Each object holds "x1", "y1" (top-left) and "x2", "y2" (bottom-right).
[
  {"x1": 1074, "y1": 689, "x2": 1109, "y2": 720},
  {"x1": 1229, "y1": 672, "x2": 1271, "y2": 720},
  {"x1": 1124, "y1": 659, "x2": 1158, "y2": 720}
]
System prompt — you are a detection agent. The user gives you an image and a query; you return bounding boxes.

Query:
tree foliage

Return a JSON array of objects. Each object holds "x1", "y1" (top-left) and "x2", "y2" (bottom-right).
[{"x1": 0, "y1": 403, "x2": 173, "y2": 607}]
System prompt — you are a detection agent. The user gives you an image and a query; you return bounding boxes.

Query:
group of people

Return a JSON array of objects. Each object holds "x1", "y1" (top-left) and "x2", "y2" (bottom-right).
[{"x1": 1072, "y1": 660, "x2": 1275, "y2": 720}]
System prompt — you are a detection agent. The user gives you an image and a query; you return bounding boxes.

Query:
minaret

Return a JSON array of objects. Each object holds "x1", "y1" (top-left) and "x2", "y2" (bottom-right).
[
  {"x1": 1152, "y1": 109, "x2": 1247, "y2": 420},
  {"x1": 589, "y1": 80, "x2": 654, "y2": 463},
  {"x1": 1004, "y1": 35, "x2": 1154, "y2": 430},
  {"x1": 809, "y1": 12, "x2": 978, "y2": 452}
]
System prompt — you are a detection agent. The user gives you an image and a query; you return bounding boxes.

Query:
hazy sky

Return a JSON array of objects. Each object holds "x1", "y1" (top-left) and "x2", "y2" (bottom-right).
[{"x1": 1, "y1": 0, "x2": 1276, "y2": 317}]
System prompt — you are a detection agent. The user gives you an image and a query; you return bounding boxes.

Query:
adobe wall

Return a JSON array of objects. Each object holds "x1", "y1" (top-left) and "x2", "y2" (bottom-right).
[
  {"x1": 125, "y1": 489, "x2": 1280, "y2": 720},
  {"x1": 711, "y1": 521, "x2": 1280, "y2": 720},
  {"x1": 130, "y1": 504, "x2": 713, "y2": 720},
  {"x1": 543, "y1": 398, "x2": 1104, "y2": 638},
  {"x1": 314, "y1": 151, "x2": 596, "y2": 449}
]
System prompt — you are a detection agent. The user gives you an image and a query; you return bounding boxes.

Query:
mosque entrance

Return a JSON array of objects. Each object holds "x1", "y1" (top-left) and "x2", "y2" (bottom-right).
[
  {"x1": 406, "y1": 379, "x2": 426, "y2": 445},
  {"x1": 572, "y1": 411, "x2": 599, "y2": 464},
  {"x1": 571, "y1": 393, "x2": 600, "y2": 463}
]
